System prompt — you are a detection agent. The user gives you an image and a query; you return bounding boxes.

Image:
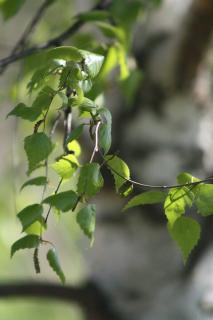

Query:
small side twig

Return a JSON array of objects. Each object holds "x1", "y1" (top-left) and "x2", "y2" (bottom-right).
[{"x1": 90, "y1": 121, "x2": 101, "y2": 163}]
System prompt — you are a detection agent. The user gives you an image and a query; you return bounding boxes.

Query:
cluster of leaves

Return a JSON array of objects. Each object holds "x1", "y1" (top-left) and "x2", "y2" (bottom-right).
[{"x1": 4, "y1": 0, "x2": 213, "y2": 284}]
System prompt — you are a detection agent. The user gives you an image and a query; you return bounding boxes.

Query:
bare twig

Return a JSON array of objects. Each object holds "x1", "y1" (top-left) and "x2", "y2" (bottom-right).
[
  {"x1": 44, "y1": 178, "x2": 63, "y2": 224},
  {"x1": 90, "y1": 121, "x2": 101, "y2": 163},
  {"x1": 99, "y1": 152, "x2": 213, "y2": 190}
]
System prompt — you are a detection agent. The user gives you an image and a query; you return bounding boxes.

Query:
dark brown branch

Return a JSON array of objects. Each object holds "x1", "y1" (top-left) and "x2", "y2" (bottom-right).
[
  {"x1": 0, "y1": 0, "x2": 55, "y2": 74},
  {"x1": 175, "y1": 0, "x2": 213, "y2": 90},
  {"x1": 0, "y1": 281, "x2": 120, "y2": 320},
  {"x1": 0, "y1": 0, "x2": 112, "y2": 71}
]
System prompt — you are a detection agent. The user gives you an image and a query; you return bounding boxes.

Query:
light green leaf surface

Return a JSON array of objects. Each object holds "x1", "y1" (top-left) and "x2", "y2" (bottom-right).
[
  {"x1": 195, "y1": 184, "x2": 213, "y2": 216},
  {"x1": 164, "y1": 187, "x2": 193, "y2": 227},
  {"x1": 168, "y1": 217, "x2": 201, "y2": 263},
  {"x1": 123, "y1": 191, "x2": 166, "y2": 211},
  {"x1": 51, "y1": 154, "x2": 78, "y2": 179},
  {"x1": 105, "y1": 155, "x2": 130, "y2": 192}
]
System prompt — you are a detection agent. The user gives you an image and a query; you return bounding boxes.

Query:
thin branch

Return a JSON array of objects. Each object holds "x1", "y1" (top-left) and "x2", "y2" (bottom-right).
[
  {"x1": 0, "y1": 0, "x2": 54, "y2": 74},
  {"x1": 90, "y1": 121, "x2": 101, "y2": 163},
  {"x1": 44, "y1": 178, "x2": 63, "y2": 224},
  {"x1": 0, "y1": 0, "x2": 112, "y2": 71},
  {"x1": 100, "y1": 152, "x2": 213, "y2": 190},
  {"x1": 0, "y1": 281, "x2": 120, "y2": 320}
]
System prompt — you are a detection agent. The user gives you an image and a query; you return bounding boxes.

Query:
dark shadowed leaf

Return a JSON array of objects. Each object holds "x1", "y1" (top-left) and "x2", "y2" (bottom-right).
[
  {"x1": 24, "y1": 132, "x2": 54, "y2": 174},
  {"x1": 17, "y1": 204, "x2": 43, "y2": 231},
  {"x1": 77, "y1": 163, "x2": 104, "y2": 197},
  {"x1": 43, "y1": 190, "x2": 78, "y2": 212},
  {"x1": 76, "y1": 204, "x2": 96, "y2": 240},
  {"x1": 47, "y1": 248, "x2": 65, "y2": 284},
  {"x1": 21, "y1": 176, "x2": 48, "y2": 190},
  {"x1": 11, "y1": 235, "x2": 40, "y2": 257}
]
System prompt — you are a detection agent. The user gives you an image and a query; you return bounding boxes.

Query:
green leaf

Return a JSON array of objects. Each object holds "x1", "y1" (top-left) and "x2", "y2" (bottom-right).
[
  {"x1": 25, "y1": 220, "x2": 46, "y2": 236},
  {"x1": 47, "y1": 248, "x2": 65, "y2": 284},
  {"x1": 195, "y1": 184, "x2": 213, "y2": 216},
  {"x1": 30, "y1": 86, "x2": 56, "y2": 119},
  {"x1": 116, "y1": 43, "x2": 129, "y2": 80},
  {"x1": 0, "y1": 0, "x2": 25, "y2": 20},
  {"x1": 78, "y1": 10, "x2": 110, "y2": 22},
  {"x1": 76, "y1": 204, "x2": 96, "y2": 240},
  {"x1": 80, "y1": 50, "x2": 104, "y2": 78},
  {"x1": 123, "y1": 191, "x2": 166, "y2": 211},
  {"x1": 78, "y1": 97, "x2": 96, "y2": 112},
  {"x1": 177, "y1": 172, "x2": 200, "y2": 184},
  {"x1": 27, "y1": 60, "x2": 62, "y2": 92},
  {"x1": 24, "y1": 132, "x2": 54, "y2": 174},
  {"x1": 105, "y1": 155, "x2": 130, "y2": 192},
  {"x1": 98, "y1": 45, "x2": 118, "y2": 80},
  {"x1": 17, "y1": 204, "x2": 43, "y2": 232},
  {"x1": 11, "y1": 235, "x2": 40, "y2": 257},
  {"x1": 8, "y1": 86, "x2": 56, "y2": 122},
  {"x1": 46, "y1": 46, "x2": 83, "y2": 62},
  {"x1": 99, "y1": 108, "x2": 112, "y2": 154},
  {"x1": 168, "y1": 217, "x2": 201, "y2": 263},
  {"x1": 96, "y1": 22, "x2": 126, "y2": 45},
  {"x1": 77, "y1": 163, "x2": 104, "y2": 197},
  {"x1": 119, "y1": 181, "x2": 133, "y2": 197},
  {"x1": 7, "y1": 103, "x2": 37, "y2": 121},
  {"x1": 21, "y1": 176, "x2": 48, "y2": 190},
  {"x1": 66, "y1": 124, "x2": 84, "y2": 144},
  {"x1": 51, "y1": 154, "x2": 79, "y2": 179},
  {"x1": 43, "y1": 190, "x2": 78, "y2": 212},
  {"x1": 164, "y1": 187, "x2": 193, "y2": 227}
]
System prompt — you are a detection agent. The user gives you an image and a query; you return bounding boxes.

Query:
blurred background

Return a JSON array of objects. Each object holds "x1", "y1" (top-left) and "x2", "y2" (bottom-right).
[{"x1": 1, "y1": 0, "x2": 213, "y2": 319}]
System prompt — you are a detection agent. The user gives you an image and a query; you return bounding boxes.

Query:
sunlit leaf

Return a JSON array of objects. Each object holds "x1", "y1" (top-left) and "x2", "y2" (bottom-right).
[
  {"x1": 195, "y1": 184, "x2": 213, "y2": 216},
  {"x1": 168, "y1": 217, "x2": 201, "y2": 263},
  {"x1": 67, "y1": 140, "x2": 81, "y2": 157},
  {"x1": 46, "y1": 46, "x2": 83, "y2": 62},
  {"x1": 105, "y1": 155, "x2": 130, "y2": 192},
  {"x1": 164, "y1": 187, "x2": 193, "y2": 227},
  {"x1": 80, "y1": 50, "x2": 104, "y2": 78},
  {"x1": 51, "y1": 154, "x2": 78, "y2": 179},
  {"x1": 123, "y1": 191, "x2": 166, "y2": 211}
]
